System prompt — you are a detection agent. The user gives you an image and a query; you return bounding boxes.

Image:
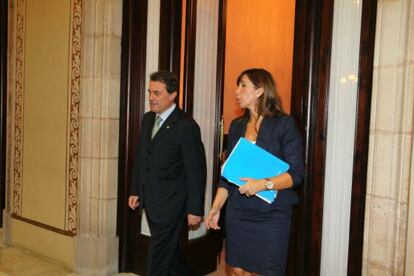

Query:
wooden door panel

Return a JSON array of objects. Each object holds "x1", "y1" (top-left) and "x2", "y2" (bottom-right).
[{"x1": 118, "y1": 0, "x2": 222, "y2": 274}]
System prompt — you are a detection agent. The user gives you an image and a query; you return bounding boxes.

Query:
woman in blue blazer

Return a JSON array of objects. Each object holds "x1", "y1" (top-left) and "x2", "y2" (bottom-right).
[{"x1": 206, "y1": 68, "x2": 305, "y2": 275}]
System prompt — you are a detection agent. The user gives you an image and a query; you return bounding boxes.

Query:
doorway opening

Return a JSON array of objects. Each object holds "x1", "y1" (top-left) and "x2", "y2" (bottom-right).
[{"x1": 118, "y1": 0, "x2": 336, "y2": 275}]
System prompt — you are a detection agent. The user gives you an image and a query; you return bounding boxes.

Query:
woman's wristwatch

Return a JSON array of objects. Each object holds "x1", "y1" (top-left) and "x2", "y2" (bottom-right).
[{"x1": 264, "y1": 178, "x2": 274, "y2": 190}]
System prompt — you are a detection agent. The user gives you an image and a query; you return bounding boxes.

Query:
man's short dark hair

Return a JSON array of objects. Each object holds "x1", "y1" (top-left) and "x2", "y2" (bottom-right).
[{"x1": 150, "y1": 71, "x2": 179, "y2": 95}]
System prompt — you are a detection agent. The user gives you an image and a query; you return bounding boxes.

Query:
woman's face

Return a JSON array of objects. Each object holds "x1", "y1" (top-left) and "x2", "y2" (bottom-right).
[{"x1": 235, "y1": 75, "x2": 261, "y2": 110}]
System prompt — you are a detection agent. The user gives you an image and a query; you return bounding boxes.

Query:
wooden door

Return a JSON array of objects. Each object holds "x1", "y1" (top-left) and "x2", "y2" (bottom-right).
[
  {"x1": 117, "y1": 0, "x2": 221, "y2": 274},
  {"x1": 215, "y1": 0, "x2": 334, "y2": 275}
]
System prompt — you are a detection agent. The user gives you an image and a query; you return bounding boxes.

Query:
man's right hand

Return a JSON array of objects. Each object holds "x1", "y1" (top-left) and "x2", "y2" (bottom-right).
[{"x1": 128, "y1": 196, "x2": 139, "y2": 210}]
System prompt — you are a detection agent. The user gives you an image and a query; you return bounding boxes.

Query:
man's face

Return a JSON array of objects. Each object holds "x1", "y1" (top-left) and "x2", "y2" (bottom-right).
[{"x1": 148, "y1": 80, "x2": 177, "y2": 114}]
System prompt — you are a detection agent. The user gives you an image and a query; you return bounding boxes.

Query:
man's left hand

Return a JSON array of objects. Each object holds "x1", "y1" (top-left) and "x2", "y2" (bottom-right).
[{"x1": 187, "y1": 214, "x2": 202, "y2": 229}]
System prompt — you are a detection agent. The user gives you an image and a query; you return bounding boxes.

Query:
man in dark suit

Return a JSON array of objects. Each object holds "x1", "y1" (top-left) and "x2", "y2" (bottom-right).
[{"x1": 128, "y1": 71, "x2": 206, "y2": 276}]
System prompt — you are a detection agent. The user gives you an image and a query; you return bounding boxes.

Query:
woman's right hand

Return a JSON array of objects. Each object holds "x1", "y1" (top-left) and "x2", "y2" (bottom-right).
[{"x1": 205, "y1": 207, "x2": 221, "y2": 230}]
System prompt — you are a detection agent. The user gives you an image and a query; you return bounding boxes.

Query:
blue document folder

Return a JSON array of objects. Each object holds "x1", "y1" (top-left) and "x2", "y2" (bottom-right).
[{"x1": 221, "y1": 137, "x2": 290, "y2": 204}]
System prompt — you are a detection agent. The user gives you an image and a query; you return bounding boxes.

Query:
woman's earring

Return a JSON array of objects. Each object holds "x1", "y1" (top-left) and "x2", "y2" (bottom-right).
[{"x1": 256, "y1": 94, "x2": 259, "y2": 98}]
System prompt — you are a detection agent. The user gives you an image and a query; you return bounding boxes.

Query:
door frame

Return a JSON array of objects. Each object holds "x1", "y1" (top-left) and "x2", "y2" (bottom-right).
[
  {"x1": 347, "y1": 0, "x2": 377, "y2": 274},
  {"x1": 289, "y1": 0, "x2": 335, "y2": 274},
  {"x1": 117, "y1": 0, "x2": 377, "y2": 274},
  {"x1": 117, "y1": 0, "x2": 148, "y2": 271},
  {"x1": 214, "y1": 0, "x2": 335, "y2": 275},
  {"x1": 214, "y1": 0, "x2": 376, "y2": 275}
]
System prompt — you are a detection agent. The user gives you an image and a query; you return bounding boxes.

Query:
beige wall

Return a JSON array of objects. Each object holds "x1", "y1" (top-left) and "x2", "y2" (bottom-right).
[
  {"x1": 22, "y1": 0, "x2": 70, "y2": 229},
  {"x1": 6, "y1": 0, "x2": 122, "y2": 272},
  {"x1": 11, "y1": 219, "x2": 73, "y2": 266},
  {"x1": 363, "y1": 0, "x2": 414, "y2": 274},
  {"x1": 223, "y1": 0, "x2": 295, "y2": 133},
  {"x1": 7, "y1": 0, "x2": 81, "y2": 267}
]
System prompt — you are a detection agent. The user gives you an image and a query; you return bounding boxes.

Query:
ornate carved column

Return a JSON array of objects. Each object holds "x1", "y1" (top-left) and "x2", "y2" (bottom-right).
[
  {"x1": 74, "y1": 0, "x2": 122, "y2": 274},
  {"x1": 363, "y1": 0, "x2": 414, "y2": 274}
]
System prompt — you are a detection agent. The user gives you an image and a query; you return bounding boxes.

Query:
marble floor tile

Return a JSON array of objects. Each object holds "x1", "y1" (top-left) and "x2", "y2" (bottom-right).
[
  {"x1": 0, "y1": 228, "x2": 226, "y2": 275},
  {"x1": 0, "y1": 246, "x2": 72, "y2": 275},
  {"x1": 0, "y1": 240, "x2": 138, "y2": 275}
]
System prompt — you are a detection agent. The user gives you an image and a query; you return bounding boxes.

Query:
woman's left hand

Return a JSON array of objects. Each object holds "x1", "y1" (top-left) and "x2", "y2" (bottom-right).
[{"x1": 238, "y1": 177, "x2": 265, "y2": 197}]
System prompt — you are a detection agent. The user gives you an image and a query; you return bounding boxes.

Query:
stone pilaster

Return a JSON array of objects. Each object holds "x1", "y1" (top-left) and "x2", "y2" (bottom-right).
[
  {"x1": 363, "y1": 0, "x2": 414, "y2": 275},
  {"x1": 74, "y1": 0, "x2": 122, "y2": 274}
]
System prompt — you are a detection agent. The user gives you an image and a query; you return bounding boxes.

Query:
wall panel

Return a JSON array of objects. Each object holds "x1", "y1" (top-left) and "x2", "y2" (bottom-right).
[{"x1": 7, "y1": 0, "x2": 81, "y2": 265}]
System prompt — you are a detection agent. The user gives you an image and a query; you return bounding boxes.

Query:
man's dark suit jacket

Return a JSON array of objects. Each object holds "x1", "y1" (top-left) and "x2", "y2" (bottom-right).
[{"x1": 131, "y1": 107, "x2": 206, "y2": 224}]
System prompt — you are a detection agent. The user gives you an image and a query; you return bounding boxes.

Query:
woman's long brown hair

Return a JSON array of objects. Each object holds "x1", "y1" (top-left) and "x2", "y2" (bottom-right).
[{"x1": 237, "y1": 68, "x2": 284, "y2": 118}]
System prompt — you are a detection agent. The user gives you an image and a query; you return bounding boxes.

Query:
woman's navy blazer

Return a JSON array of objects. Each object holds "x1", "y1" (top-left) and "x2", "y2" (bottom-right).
[{"x1": 219, "y1": 114, "x2": 305, "y2": 211}]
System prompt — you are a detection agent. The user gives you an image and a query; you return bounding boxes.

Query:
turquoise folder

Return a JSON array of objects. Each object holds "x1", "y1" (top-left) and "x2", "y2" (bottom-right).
[{"x1": 221, "y1": 137, "x2": 290, "y2": 204}]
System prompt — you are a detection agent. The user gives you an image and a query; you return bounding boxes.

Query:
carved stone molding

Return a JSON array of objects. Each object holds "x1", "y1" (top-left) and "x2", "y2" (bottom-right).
[
  {"x1": 66, "y1": 0, "x2": 82, "y2": 235},
  {"x1": 12, "y1": 0, "x2": 25, "y2": 216}
]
